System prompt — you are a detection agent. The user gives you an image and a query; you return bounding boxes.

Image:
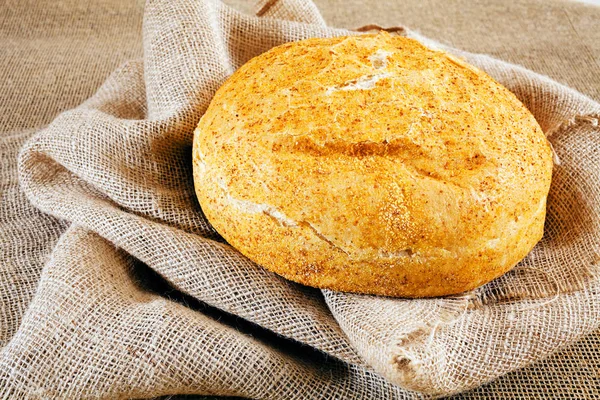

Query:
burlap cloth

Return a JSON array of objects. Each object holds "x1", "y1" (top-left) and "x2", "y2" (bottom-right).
[{"x1": 1, "y1": 0, "x2": 600, "y2": 398}]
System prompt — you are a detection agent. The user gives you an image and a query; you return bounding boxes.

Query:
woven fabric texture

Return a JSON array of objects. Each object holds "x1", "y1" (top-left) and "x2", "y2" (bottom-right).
[{"x1": 1, "y1": 0, "x2": 600, "y2": 398}]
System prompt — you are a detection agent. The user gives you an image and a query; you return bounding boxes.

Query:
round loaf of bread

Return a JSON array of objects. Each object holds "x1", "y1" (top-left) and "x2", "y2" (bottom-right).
[{"x1": 192, "y1": 32, "x2": 553, "y2": 297}]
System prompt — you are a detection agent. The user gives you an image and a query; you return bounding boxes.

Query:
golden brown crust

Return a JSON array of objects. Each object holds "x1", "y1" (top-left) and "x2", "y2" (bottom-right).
[{"x1": 192, "y1": 33, "x2": 553, "y2": 297}]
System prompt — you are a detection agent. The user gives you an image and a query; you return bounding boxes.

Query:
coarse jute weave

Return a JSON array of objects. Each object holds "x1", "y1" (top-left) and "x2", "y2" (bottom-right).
[{"x1": 1, "y1": 0, "x2": 600, "y2": 398}]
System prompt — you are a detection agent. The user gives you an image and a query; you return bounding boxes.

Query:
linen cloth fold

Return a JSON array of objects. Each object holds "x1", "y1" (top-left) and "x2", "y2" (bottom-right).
[{"x1": 1, "y1": 0, "x2": 600, "y2": 398}]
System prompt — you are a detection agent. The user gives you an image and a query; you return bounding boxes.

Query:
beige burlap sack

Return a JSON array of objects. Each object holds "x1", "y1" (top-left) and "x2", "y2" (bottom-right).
[{"x1": 2, "y1": 0, "x2": 600, "y2": 398}]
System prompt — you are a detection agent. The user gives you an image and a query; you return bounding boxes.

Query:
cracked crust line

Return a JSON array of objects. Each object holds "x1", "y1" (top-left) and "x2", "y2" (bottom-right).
[
  {"x1": 216, "y1": 175, "x2": 354, "y2": 254},
  {"x1": 215, "y1": 176, "x2": 421, "y2": 259},
  {"x1": 216, "y1": 177, "x2": 298, "y2": 227},
  {"x1": 408, "y1": 166, "x2": 472, "y2": 191},
  {"x1": 326, "y1": 72, "x2": 392, "y2": 95},
  {"x1": 270, "y1": 135, "x2": 488, "y2": 191},
  {"x1": 298, "y1": 221, "x2": 351, "y2": 256}
]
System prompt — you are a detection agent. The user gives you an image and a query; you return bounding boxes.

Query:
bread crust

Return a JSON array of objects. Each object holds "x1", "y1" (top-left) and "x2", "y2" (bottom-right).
[{"x1": 193, "y1": 33, "x2": 553, "y2": 297}]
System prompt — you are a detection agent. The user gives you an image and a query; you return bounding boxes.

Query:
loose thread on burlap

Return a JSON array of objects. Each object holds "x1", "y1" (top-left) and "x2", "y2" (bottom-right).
[
  {"x1": 545, "y1": 114, "x2": 600, "y2": 170},
  {"x1": 509, "y1": 265, "x2": 561, "y2": 312},
  {"x1": 423, "y1": 293, "x2": 477, "y2": 348},
  {"x1": 548, "y1": 141, "x2": 562, "y2": 166},
  {"x1": 355, "y1": 24, "x2": 406, "y2": 35},
  {"x1": 256, "y1": 0, "x2": 280, "y2": 17},
  {"x1": 392, "y1": 292, "x2": 475, "y2": 381},
  {"x1": 545, "y1": 114, "x2": 600, "y2": 138}
]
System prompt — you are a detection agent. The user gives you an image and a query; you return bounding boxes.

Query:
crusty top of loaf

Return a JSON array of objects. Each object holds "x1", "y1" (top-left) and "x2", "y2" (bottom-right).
[{"x1": 193, "y1": 33, "x2": 553, "y2": 297}]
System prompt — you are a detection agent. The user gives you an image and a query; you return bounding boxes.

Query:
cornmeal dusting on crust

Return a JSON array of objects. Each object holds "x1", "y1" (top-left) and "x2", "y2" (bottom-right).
[{"x1": 192, "y1": 32, "x2": 553, "y2": 298}]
